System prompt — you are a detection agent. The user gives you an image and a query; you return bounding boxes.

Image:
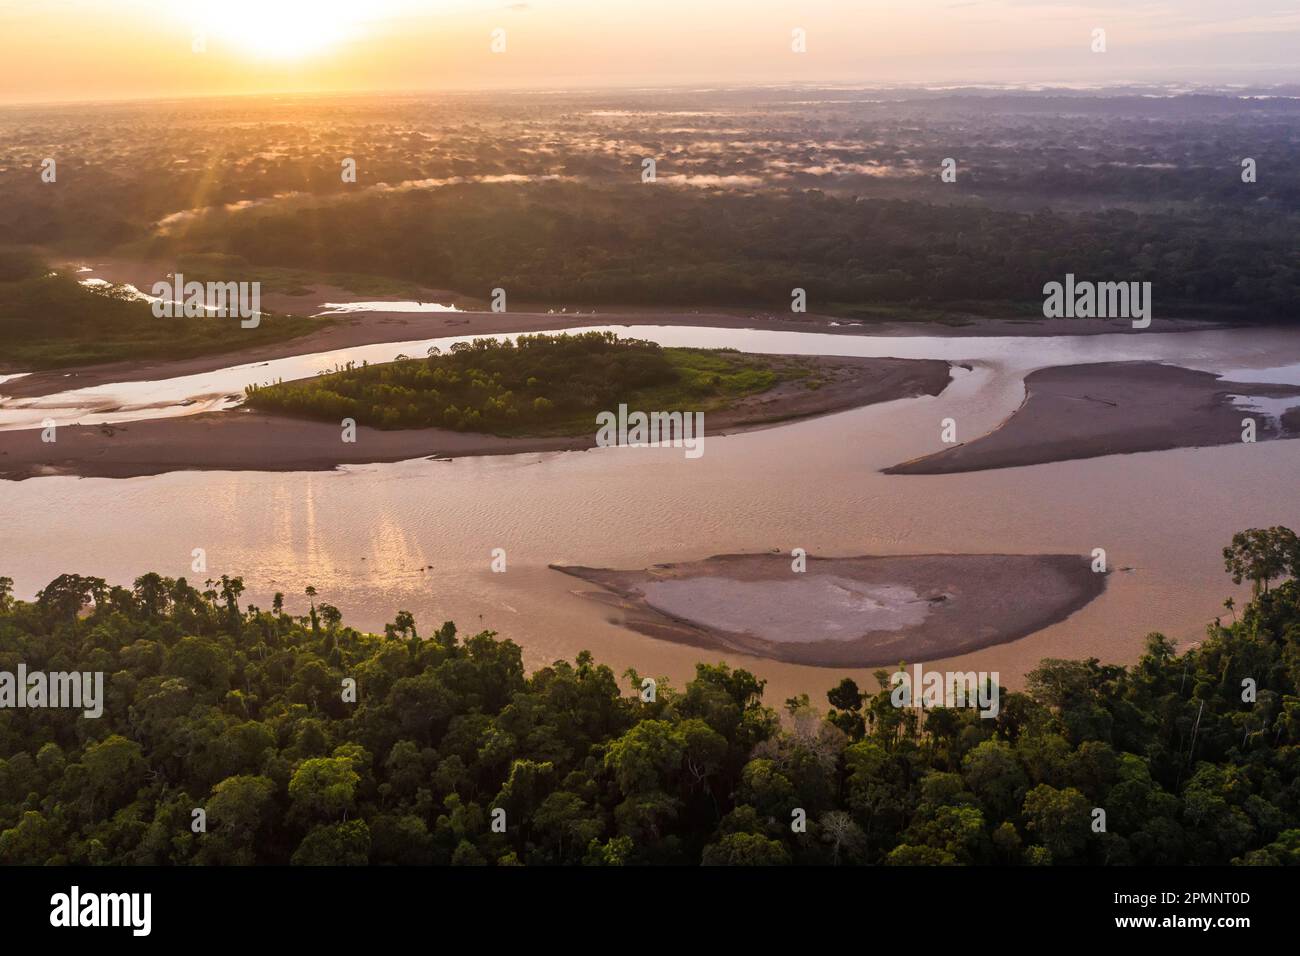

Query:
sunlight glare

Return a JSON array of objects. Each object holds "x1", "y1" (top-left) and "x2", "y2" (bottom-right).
[{"x1": 185, "y1": 0, "x2": 396, "y2": 60}]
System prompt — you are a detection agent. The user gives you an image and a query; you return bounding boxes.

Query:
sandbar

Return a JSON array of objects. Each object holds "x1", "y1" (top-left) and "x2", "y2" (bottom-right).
[
  {"x1": 552, "y1": 551, "x2": 1106, "y2": 667},
  {"x1": 884, "y1": 361, "x2": 1300, "y2": 476}
]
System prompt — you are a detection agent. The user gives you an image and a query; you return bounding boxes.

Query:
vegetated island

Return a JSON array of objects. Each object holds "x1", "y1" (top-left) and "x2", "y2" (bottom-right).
[
  {"x1": 4, "y1": 527, "x2": 1297, "y2": 865},
  {"x1": 551, "y1": 551, "x2": 1107, "y2": 667},
  {"x1": 0, "y1": 332, "x2": 950, "y2": 480},
  {"x1": 884, "y1": 361, "x2": 1300, "y2": 476}
]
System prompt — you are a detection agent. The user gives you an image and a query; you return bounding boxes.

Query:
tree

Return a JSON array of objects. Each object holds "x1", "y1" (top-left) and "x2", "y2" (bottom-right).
[
  {"x1": 604, "y1": 720, "x2": 683, "y2": 795},
  {"x1": 1222, "y1": 526, "x2": 1298, "y2": 595},
  {"x1": 36, "y1": 573, "x2": 106, "y2": 623},
  {"x1": 218, "y1": 575, "x2": 245, "y2": 626},
  {"x1": 492, "y1": 759, "x2": 555, "y2": 829},
  {"x1": 319, "y1": 604, "x2": 342, "y2": 631},
  {"x1": 963, "y1": 739, "x2": 1029, "y2": 824},
  {"x1": 583, "y1": 835, "x2": 633, "y2": 866},
  {"x1": 701, "y1": 832, "x2": 790, "y2": 865},
  {"x1": 820, "y1": 811, "x2": 866, "y2": 865},
  {"x1": 165, "y1": 637, "x2": 232, "y2": 697},
  {"x1": 132, "y1": 573, "x2": 169, "y2": 618},
  {"x1": 386, "y1": 610, "x2": 417, "y2": 640},
  {"x1": 1022, "y1": 784, "x2": 1090, "y2": 863},
  {"x1": 369, "y1": 814, "x2": 434, "y2": 865},
  {"x1": 201, "y1": 776, "x2": 277, "y2": 864},
  {"x1": 450, "y1": 839, "x2": 487, "y2": 866},
  {"x1": 1237, "y1": 829, "x2": 1300, "y2": 866},
  {"x1": 80, "y1": 735, "x2": 147, "y2": 815},
  {"x1": 305, "y1": 585, "x2": 319, "y2": 632},
  {"x1": 291, "y1": 821, "x2": 370, "y2": 865},
  {"x1": 533, "y1": 792, "x2": 601, "y2": 863},
  {"x1": 827, "y1": 677, "x2": 863, "y2": 712},
  {"x1": 289, "y1": 757, "x2": 360, "y2": 823},
  {"x1": 827, "y1": 677, "x2": 866, "y2": 739},
  {"x1": 0, "y1": 811, "x2": 60, "y2": 865},
  {"x1": 884, "y1": 843, "x2": 957, "y2": 866},
  {"x1": 738, "y1": 759, "x2": 796, "y2": 820}
]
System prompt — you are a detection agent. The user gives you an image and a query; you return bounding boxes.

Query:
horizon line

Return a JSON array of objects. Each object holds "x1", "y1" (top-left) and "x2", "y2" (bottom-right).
[{"x1": 4, "y1": 75, "x2": 1300, "y2": 110}]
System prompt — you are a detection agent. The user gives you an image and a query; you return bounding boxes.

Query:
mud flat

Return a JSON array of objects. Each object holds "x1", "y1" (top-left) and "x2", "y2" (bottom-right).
[
  {"x1": 551, "y1": 552, "x2": 1106, "y2": 668},
  {"x1": 0, "y1": 355, "x2": 948, "y2": 480},
  {"x1": 885, "y1": 361, "x2": 1300, "y2": 476}
]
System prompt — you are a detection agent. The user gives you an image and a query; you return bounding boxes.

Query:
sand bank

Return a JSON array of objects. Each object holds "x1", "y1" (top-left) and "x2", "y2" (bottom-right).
[
  {"x1": 551, "y1": 551, "x2": 1106, "y2": 667},
  {"x1": 884, "y1": 361, "x2": 1300, "y2": 476}
]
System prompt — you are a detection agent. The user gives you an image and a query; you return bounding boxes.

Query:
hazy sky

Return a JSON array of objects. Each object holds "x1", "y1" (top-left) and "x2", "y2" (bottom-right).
[{"x1": 2, "y1": 0, "x2": 1298, "y2": 103}]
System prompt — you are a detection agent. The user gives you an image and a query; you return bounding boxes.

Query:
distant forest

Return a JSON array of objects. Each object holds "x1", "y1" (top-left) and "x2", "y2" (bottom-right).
[
  {"x1": 3, "y1": 92, "x2": 1298, "y2": 324},
  {"x1": 0, "y1": 249, "x2": 318, "y2": 370},
  {"x1": 170, "y1": 182, "x2": 1300, "y2": 320},
  {"x1": 1, "y1": 528, "x2": 1298, "y2": 866}
]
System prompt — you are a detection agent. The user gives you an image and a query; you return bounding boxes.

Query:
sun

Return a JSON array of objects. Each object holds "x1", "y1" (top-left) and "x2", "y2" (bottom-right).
[{"x1": 186, "y1": 0, "x2": 380, "y2": 60}]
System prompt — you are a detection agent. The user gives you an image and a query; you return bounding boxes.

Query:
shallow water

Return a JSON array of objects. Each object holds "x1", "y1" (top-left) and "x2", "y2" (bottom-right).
[
  {"x1": 313, "y1": 301, "x2": 463, "y2": 315},
  {"x1": 3, "y1": 324, "x2": 1300, "y2": 703},
  {"x1": 640, "y1": 577, "x2": 930, "y2": 641}
]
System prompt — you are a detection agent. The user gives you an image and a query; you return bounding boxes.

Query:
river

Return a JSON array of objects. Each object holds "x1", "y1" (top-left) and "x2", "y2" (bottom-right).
[{"x1": 3, "y1": 323, "x2": 1299, "y2": 705}]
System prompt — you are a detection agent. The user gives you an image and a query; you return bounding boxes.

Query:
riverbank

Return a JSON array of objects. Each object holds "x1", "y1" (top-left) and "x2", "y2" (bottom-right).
[
  {"x1": 2, "y1": 305, "x2": 1238, "y2": 400},
  {"x1": 884, "y1": 361, "x2": 1300, "y2": 475},
  {"x1": 2, "y1": 255, "x2": 1240, "y2": 399},
  {"x1": 552, "y1": 551, "x2": 1107, "y2": 667},
  {"x1": 0, "y1": 354, "x2": 950, "y2": 480}
]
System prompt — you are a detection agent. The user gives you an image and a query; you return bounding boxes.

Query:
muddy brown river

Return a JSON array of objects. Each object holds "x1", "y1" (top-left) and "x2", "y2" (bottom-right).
[{"x1": 3, "y1": 323, "x2": 1299, "y2": 705}]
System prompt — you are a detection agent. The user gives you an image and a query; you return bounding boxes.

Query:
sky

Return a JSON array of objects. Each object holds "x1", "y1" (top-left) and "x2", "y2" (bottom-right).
[{"x1": 1, "y1": 0, "x2": 1298, "y2": 103}]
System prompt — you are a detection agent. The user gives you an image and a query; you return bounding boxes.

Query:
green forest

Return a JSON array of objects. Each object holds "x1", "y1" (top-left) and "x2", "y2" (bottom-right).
[
  {"x1": 243, "y1": 332, "x2": 799, "y2": 433},
  {"x1": 0, "y1": 248, "x2": 320, "y2": 371},
  {"x1": 173, "y1": 182, "x2": 1300, "y2": 321},
  {"x1": 1, "y1": 528, "x2": 1298, "y2": 866},
  {"x1": 5, "y1": 94, "x2": 1298, "y2": 330}
]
